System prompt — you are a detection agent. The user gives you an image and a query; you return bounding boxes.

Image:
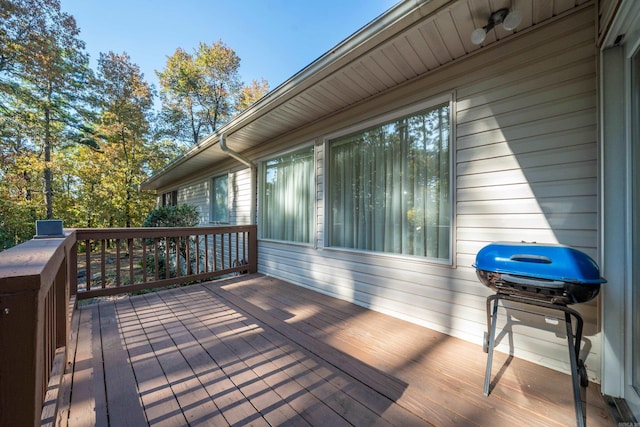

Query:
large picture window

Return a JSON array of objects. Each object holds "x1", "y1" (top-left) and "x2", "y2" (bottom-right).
[
  {"x1": 329, "y1": 102, "x2": 451, "y2": 260},
  {"x1": 262, "y1": 147, "x2": 315, "y2": 243}
]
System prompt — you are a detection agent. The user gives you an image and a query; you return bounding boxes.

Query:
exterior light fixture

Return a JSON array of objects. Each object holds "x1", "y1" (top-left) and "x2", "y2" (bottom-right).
[{"x1": 471, "y1": 8, "x2": 522, "y2": 45}]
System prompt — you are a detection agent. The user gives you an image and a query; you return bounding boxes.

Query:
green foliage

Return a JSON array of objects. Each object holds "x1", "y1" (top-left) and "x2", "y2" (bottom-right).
[
  {"x1": 236, "y1": 78, "x2": 269, "y2": 113},
  {"x1": 0, "y1": 1, "x2": 251, "y2": 249},
  {"x1": 1, "y1": 0, "x2": 99, "y2": 219},
  {"x1": 93, "y1": 52, "x2": 157, "y2": 227},
  {"x1": 156, "y1": 40, "x2": 248, "y2": 146},
  {"x1": 142, "y1": 204, "x2": 200, "y2": 228},
  {"x1": 141, "y1": 204, "x2": 201, "y2": 278}
]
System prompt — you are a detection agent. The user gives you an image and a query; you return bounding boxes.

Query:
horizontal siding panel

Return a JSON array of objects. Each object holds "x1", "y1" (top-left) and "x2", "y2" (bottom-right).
[
  {"x1": 456, "y1": 17, "x2": 594, "y2": 96},
  {"x1": 457, "y1": 212, "x2": 597, "y2": 230},
  {"x1": 457, "y1": 77, "x2": 595, "y2": 125},
  {"x1": 457, "y1": 161, "x2": 597, "y2": 188},
  {"x1": 457, "y1": 196, "x2": 597, "y2": 215},
  {"x1": 457, "y1": 227, "x2": 596, "y2": 249},
  {"x1": 457, "y1": 143, "x2": 596, "y2": 176},
  {"x1": 457, "y1": 126, "x2": 595, "y2": 163},
  {"x1": 259, "y1": 242, "x2": 473, "y2": 293},
  {"x1": 178, "y1": 180, "x2": 209, "y2": 224},
  {"x1": 456, "y1": 95, "x2": 595, "y2": 138},
  {"x1": 457, "y1": 243, "x2": 599, "y2": 267},
  {"x1": 456, "y1": 41, "x2": 595, "y2": 102},
  {"x1": 457, "y1": 113, "x2": 596, "y2": 150},
  {"x1": 457, "y1": 178, "x2": 597, "y2": 200},
  {"x1": 230, "y1": 168, "x2": 252, "y2": 225}
]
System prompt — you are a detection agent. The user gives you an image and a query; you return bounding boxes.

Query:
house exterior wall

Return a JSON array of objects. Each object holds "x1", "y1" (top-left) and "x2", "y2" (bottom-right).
[
  {"x1": 255, "y1": 6, "x2": 601, "y2": 380},
  {"x1": 159, "y1": 5, "x2": 601, "y2": 380},
  {"x1": 163, "y1": 166, "x2": 252, "y2": 226}
]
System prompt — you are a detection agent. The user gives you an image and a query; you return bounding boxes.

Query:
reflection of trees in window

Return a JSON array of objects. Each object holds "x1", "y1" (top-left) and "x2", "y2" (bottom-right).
[
  {"x1": 262, "y1": 147, "x2": 314, "y2": 243},
  {"x1": 330, "y1": 103, "x2": 450, "y2": 260}
]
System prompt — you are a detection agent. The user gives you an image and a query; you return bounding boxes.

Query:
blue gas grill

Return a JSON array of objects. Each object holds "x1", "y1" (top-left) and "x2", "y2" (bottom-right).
[{"x1": 474, "y1": 242, "x2": 606, "y2": 427}]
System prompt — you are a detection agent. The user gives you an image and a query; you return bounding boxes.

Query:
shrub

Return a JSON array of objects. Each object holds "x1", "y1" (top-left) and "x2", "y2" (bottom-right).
[
  {"x1": 141, "y1": 204, "x2": 201, "y2": 278},
  {"x1": 142, "y1": 204, "x2": 200, "y2": 227}
]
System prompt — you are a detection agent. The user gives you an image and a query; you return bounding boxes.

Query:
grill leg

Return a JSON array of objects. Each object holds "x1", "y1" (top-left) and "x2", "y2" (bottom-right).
[
  {"x1": 483, "y1": 295, "x2": 499, "y2": 396},
  {"x1": 565, "y1": 311, "x2": 585, "y2": 427}
]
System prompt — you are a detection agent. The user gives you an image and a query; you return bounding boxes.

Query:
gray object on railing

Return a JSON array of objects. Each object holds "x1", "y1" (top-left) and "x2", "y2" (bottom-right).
[{"x1": 34, "y1": 220, "x2": 65, "y2": 238}]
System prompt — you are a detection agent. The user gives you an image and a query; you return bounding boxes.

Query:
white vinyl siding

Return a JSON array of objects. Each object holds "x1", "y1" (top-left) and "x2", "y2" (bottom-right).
[
  {"x1": 160, "y1": 168, "x2": 252, "y2": 226},
  {"x1": 258, "y1": 6, "x2": 600, "y2": 380}
]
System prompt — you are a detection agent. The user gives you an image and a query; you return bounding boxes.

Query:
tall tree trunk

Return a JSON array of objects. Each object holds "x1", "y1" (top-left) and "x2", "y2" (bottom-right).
[
  {"x1": 44, "y1": 105, "x2": 53, "y2": 219},
  {"x1": 125, "y1": 185, "x2": 132, "y2": 227}
]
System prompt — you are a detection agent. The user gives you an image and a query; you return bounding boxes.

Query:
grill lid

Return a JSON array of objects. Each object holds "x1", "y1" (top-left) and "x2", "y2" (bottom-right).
[{"x1": 473, "y1": 242, "x2": 606, "y2": 285}]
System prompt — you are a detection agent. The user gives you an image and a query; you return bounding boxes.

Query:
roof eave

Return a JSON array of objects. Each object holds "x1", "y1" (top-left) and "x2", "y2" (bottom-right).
[{"x1": 142, "y1": 0, "x2": 452, "y2": 191}]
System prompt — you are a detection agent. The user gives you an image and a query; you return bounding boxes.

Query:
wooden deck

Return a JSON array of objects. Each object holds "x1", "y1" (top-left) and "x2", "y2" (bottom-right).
[{"x1": 56, "y1": 274, "x2": 616, "y2": 426}]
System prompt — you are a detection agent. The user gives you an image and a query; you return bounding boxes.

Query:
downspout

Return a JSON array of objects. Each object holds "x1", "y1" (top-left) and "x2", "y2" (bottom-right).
[{"x1": 217, "y1": 132, "x2": 257, "y2": 225}]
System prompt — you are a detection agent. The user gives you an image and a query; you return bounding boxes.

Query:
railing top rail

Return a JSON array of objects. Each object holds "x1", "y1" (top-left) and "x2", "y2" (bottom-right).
[
  {"x1": 74, "y1": 225, "x2": 256, "y2": 240},
  {"x1": 0, "y1": 232, "x2": 75, "y2": 294}
]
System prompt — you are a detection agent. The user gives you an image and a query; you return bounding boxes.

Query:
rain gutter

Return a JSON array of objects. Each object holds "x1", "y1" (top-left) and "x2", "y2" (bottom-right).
[{"x1": 217, "y1": 131, "x2": 257, "y2": 225}]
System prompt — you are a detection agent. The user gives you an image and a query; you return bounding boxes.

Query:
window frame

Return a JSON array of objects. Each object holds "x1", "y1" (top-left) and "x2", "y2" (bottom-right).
[
  {"x1": 323, "y1": 94, "x2": 455, "y2": 265},
  {"x1": 210, "y1": 173, "x2": 229, "y2": 224},
  {"x1": 259, "y1": 143, "x2": 316, "y2": 245},
  {"x1": 161, "y1": 190, "x2": 178, "y2": 207}
]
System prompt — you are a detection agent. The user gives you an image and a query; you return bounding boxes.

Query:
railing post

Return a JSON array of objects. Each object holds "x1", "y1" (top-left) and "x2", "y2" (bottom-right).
[
  {"x1": 69, "y1": 239, "x2": 78, "y2": 297},
  {"x1": 55, "y1": 256, "x2": 68, "y2": 350},
  {"x1": 0, "y1": 284, "x2": 41, "y2": 427},
  {"x1": 248, "y1": 225, "x2": 258, "y2": 274},
  {"x1": 0, "y1": 233, "x2": 72, "y2": 427}
]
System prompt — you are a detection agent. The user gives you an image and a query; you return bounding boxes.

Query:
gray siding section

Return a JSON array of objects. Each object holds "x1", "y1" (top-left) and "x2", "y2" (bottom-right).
[
  {"x1": 230, "y1": 168, "x2": 252, "y2": 225},
  {"x1": 177, "y1": 180, "x2": 209, "y2": 224},
  {"x1": 170, "y1": 167, "x2": 252, "y2": 226},
  {"x1": 257, "y1": 7, "x2": 600, "y2": 380}
]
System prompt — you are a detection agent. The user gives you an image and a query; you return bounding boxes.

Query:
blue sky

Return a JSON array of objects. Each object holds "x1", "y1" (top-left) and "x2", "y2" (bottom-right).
[{"x1": 61, "y1": 0, "x2": 399, "y2": 94}]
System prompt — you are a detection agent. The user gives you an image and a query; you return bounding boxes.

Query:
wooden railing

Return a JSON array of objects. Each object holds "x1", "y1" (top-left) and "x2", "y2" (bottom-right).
[
  {"x1": 0, "y1": 233, "x2": 73, "y2": 427},
  {"x1": 0, "y1": 224, "x2": 257, "y2": 426},
  {"x1": 71, "y1": 225, "x2": 257, "y2": 299}
]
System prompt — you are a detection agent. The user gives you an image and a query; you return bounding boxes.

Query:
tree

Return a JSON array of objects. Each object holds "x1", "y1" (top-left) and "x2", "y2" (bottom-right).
[
  {"x1": 1, "y1": 0, "x2": 98, "y2": 220},
  {"x1": 94, "y1": 52, "x2": 156, "y2": 227},
  {"x1": 156, "y1": 40, "x2": 245, "y2": 146},
  {"x1": 236, "y1": 78, "x2": 269, "y2": 113}
]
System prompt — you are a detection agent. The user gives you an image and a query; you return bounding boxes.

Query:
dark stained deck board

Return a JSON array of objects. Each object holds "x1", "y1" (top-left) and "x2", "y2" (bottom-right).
[
  {"x1": 99, "y1": 301, "x2": 149, "y2": 427},
  {"x1": 65, "y1": 305, "x2": 110, "y2": 427},
  {"x1": 115, "y1": 297, "x2": 193, "y2": 426},
  {"x1": 162, "y1": 286, "x2": 416, "y2": 427},
  {"x1": 199, "y1": 285, "x2": 451, "y2": 427},
  {"x1": 60, "y1": 274, "x2": 616, "y2": 426},
  {"x1": 136, "y1": 291, "x2": 271, "y2": 427},
  {"x1": 149, "y1": 288, "x2": 316, "y2": 427},
  {"x1": 91, "y1": 305, "x2": 109, "y2": 427},
  {"x1": 155, "y1": 286, "x2": 395, "y2": 427},
  {"x1": 206, "y1": 281, "x2": 540, "y2": 427},
  {"x1": 230, "y1": 276, "x2": 613, "y2": 424},
  {"x1": 65, "y1": 305, "x2": 96, "y2": 426},
  {"x1": 214, "y1": 274, "x2": 615, "y2": 427}
]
